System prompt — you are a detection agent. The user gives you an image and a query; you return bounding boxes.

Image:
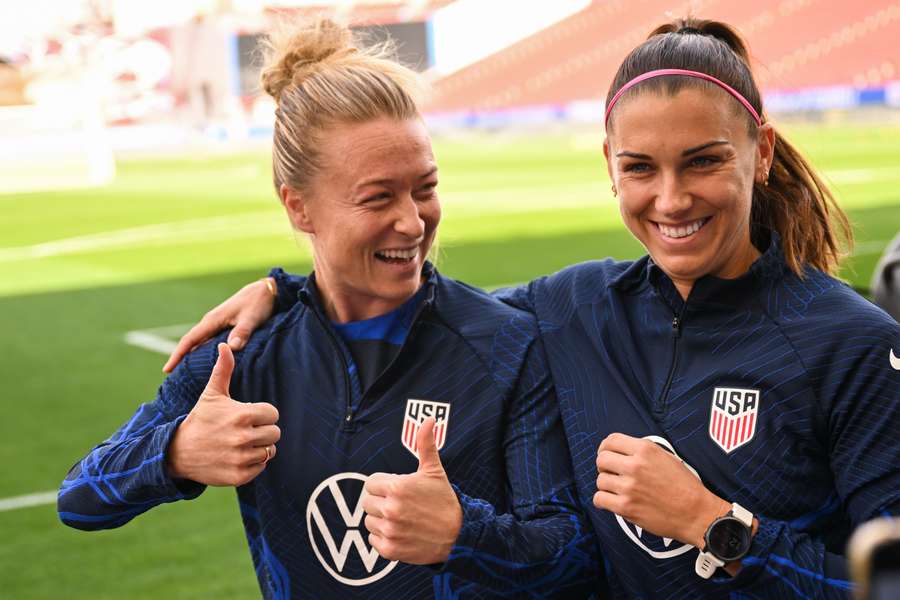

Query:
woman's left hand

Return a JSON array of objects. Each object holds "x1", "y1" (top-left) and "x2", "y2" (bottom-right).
[
  {"x1": 593, "y1": 433, "x2": 730, "y2": 549},
  {"x1": 362, "y1": 418, "x2": 463, "y2": 564}
]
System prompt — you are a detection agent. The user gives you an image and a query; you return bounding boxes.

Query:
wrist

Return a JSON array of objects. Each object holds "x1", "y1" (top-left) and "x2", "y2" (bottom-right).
[
  {"x1": 436, "y1": 499, "x2": 463, "y2": 562},
  {"x1": 448, "y1": 498, "x2": 463, "y2": 542},
  {"x1": 164, "y1": 449, "x2": 184, "y2": 480},
  {"x1": 164, "y1": 423, "x2": 189, "y2": 480},
  {"x1": 692, "y1": 494, "x2": 731, "y2": 549}
]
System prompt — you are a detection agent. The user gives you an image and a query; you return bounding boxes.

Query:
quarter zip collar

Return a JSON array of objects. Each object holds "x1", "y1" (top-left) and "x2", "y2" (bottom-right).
[
  {"x1": 295, "y1": 262, "x2": 438, "y2": 430},
  {"x1": 609, "y1": 232, "x2": 788, "y2": 313}
]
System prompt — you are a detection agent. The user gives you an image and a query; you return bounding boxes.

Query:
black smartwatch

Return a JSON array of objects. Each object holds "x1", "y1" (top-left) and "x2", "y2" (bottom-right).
[{"x1": 695, "y1": 503, "x2": 754, "y2": 578}]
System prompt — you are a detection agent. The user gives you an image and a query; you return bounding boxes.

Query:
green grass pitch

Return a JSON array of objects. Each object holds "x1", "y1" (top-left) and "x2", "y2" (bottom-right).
[{"x1": 1, "y1": 124, "x2": 898, "y2": 598}]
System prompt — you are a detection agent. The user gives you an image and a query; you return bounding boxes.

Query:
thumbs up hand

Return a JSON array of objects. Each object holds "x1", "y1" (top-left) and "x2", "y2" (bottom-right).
[
  {"x1": 166, "y1": 344, "x2": 281, "y2": 487},
  {"x1": 362, "y1": 418, "x2": 463, "y2": 564}
]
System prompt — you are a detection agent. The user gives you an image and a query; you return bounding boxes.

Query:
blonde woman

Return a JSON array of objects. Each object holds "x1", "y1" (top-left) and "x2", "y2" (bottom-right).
[{"x1": 59, "y1": 20, "x2": 598, "y2": 599}]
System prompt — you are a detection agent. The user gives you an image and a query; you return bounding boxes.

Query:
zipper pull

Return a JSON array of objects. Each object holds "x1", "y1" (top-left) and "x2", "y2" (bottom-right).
[{"x1": 672, "y1": 316, "x2": 682, "y2": 338}]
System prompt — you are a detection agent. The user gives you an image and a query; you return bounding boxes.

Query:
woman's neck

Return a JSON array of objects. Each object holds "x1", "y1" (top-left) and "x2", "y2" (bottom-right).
[
  {"x1": 668, "y1": 241, "x2": 762, "y2": 301},
  {"x1": 314, "y1": 264, "x2": 421, "y2": 324}
]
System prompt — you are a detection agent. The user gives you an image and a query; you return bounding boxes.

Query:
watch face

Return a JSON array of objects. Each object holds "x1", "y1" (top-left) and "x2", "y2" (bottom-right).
[{"x1": 707, "y1": 517, "x2": 751, "y2": 562}]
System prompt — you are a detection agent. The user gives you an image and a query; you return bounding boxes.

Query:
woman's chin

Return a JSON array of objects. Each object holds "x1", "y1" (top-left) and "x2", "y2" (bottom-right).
[
  {"x1": 651, "y1": 256, "x2": 712, "y2": 287},
  {"x1": 369, "y1": 275, "x2": 423, "y2": 304}
]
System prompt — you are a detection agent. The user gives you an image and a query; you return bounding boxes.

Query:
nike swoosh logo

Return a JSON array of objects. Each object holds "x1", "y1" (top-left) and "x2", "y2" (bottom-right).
[{"x1": 891, "y1": 349, "x2": 900, "y2": 371}]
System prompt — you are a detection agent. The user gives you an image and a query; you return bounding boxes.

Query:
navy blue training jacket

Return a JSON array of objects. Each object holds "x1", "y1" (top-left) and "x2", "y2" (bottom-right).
[
  {"x1": 273, "y1": 237, "x2": 900, "y2": 598},
  {"x1": 58, "y1": 265, "x2": 600, "y2": 599}
]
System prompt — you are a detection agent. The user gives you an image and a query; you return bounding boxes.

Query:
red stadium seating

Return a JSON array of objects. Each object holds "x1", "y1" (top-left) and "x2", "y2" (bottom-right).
[
  {"x1": 268, "y1": 1, "x2": 455, "y2": 26},
  {"x1": 427, "y1": 0, "x2": 900, "y2": 112}
]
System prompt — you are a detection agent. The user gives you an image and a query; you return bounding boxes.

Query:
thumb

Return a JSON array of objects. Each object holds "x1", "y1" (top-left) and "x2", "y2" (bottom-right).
[
  {"x1": 204, "y1": 343, "x2": 234, "y2": 397},
  {"x1": 416, "y1": 417, "x2": 444, "y2": 474}
]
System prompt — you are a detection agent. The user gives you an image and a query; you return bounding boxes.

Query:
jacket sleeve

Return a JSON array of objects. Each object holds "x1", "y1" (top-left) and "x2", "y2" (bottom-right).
[
  {"x1": 489, "y1": 282, "x2": 536, "y2": 313},
  {"x1": 57, "y1": 347, "x2": 216, "y2": 530},
  {"x1": 268, "y1": 267, "x2": 307, "y2": 315},
  {"x1": 438, "y1": 315, "x2": 602, "y2": 598},
  {"x1": 722, "y1": 297, "x2": 900, "y2": 598}
]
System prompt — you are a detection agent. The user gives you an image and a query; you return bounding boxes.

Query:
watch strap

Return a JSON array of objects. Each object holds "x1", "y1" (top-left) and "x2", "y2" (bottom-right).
[
  {"x1": 731, "y1": 502, "x2": 753, "y2": 528},
  {"x1": 695, "y1": 550, "x2": 724, "y2": 578}
]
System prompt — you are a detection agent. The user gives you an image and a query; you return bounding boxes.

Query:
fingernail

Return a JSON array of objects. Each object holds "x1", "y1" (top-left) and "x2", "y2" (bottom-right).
[{"x1": 230, "y1": 337, "x2": 243, "y2": 349}]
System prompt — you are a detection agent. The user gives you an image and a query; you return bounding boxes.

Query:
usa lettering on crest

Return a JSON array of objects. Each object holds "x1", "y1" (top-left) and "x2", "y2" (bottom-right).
[
  {"x1": 401, "y1": 399, "x2": 450, "y2": 459},
  {"x1": 709, "y1": 387, "x2": 760, "y2": 453}
]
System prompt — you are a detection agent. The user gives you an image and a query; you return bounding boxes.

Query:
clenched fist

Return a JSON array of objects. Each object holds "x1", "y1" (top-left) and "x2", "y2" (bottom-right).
[
  {"x1": 593, "y1": 433, "x2": 729, "y2": 549},
  {"x1": 166, "y1": 343, "x2": 281, "y2": 487},
  {"x1": 362, "y1": 418, "x2": 463, "y2": 564}
]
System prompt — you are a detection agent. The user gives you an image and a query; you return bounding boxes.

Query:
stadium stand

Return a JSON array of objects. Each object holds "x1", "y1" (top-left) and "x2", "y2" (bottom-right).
[
  {"x1": 270, "y1": 0, "x2": 455, "y2": 25},
  {"x1": 426, "y1": 0, "x2": 900, "y2": 112}
]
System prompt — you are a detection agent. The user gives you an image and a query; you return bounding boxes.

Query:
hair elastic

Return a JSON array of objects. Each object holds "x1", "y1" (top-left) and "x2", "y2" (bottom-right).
[{"x1": 604, "y1": 68, "x2": 761, "y2": 127}]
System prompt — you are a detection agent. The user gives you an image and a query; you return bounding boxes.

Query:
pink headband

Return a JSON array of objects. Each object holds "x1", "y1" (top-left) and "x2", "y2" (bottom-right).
[{"x1": 604, "y1": 68, "x2": 761, "y2": 127}]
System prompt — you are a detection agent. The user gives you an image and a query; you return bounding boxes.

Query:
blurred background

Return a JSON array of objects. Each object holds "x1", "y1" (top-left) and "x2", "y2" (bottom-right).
[{"x1": 2, "y1": 1, "x2": 899, "y2": 597}]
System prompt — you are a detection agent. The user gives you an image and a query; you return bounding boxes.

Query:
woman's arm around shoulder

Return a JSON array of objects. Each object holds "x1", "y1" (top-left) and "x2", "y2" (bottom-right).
[{"x1": 440, "y1": 314, "x2": 602, "y2": 597}]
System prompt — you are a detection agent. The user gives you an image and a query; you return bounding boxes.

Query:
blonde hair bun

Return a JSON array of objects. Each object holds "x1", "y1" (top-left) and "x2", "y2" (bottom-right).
[
  {"x1": 260, "y1": 19, "x2": 359, "y2": 102},
  {"x1": 258, "y1": 17, "x2": 425, "y2": 193}
]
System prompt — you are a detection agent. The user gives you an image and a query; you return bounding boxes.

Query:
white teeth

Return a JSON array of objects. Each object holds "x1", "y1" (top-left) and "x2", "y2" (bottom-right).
[
  {"x1": 658, "y1": 218, "x2": 707, "y2": 239},
  {"x1": 377, "y1": 247, "x2": 417, "y2": 260}
]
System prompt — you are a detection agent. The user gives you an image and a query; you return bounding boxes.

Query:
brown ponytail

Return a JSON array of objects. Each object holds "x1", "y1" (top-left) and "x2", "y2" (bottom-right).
[{"x1": 606, "y1": 17, "x2": 852, "y2": 276}]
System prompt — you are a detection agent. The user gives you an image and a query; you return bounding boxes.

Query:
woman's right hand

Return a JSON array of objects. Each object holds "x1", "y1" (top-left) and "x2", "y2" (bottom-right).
[
  {"x1": 162, "y1": 278, "x2": 276, "y2": 373},
  {"x1": 166, "y1": 344, "x2": 280, "y2": 486}
]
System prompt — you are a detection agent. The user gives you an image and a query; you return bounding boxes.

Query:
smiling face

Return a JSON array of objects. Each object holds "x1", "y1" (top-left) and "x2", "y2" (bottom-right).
[
  {"x1": 281, "y1": 117, "x2": 440, "y2": 322},
  {"x1": 604, "y1": 86, "x2": 774, "y2": 298}
]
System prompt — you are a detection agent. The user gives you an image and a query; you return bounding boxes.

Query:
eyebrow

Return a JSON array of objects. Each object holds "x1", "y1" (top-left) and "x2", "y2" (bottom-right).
[
  {"x1": 616, "y1": 140, "x2": 731, "y2": 160},
  {"x1": 616, "y1": 151, "x2": 651, "y2": 160},
  {"x1": 419, "y1": 166, "x2": 439, "y2": 180},
  {"x1": 682, "y1": 140, "x2": 730, "y2": 156},
  {"x1": 356, "y1": 167, "x2": 438, "y2": 189}
]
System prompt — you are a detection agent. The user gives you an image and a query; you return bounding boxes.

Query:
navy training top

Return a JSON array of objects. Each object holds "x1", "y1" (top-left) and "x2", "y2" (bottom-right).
[{"x1": 58, "y1": 264, "x2": 601, "y2": 599}]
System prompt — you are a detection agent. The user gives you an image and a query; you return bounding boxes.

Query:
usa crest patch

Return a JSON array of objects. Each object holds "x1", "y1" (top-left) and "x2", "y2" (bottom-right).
[
  {"x1": 401, "y1": 399, "x2": 450, "y2": 459},
  {"x1": 709, "y1": 387, "x2": 759, "y2": 453}
]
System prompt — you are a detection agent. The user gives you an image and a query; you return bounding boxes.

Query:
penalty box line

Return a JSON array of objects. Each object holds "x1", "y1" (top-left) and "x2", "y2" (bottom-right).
[
  {"x1": 124, "y1": 323, "x2": 194, "y2": 356},
  {"x1": 0, "y1": 491, "x2": 58, "y2": 513}
]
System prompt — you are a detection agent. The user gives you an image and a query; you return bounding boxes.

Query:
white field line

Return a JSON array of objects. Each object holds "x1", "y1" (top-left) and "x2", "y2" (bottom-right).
[
  {"x1": 123, "y1": 331, "x2": 179, "y2": 355},
  {"x1": 826, "y1": 166, "x2": 900, "y2": 185},
  {"x1": 0, "y1": 211, "x2": 290, "y2": 262},
  {"x1": 123, "y1": 323, "x2": 192, "y2": 355},
  {"x1": 0, "y1": 491, "x2": 57, "y2": 512}
]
